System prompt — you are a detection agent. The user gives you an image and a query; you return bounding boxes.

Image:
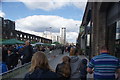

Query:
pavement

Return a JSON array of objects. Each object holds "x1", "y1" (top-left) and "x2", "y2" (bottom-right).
[
  {"x1": 14, "y1": 49, "x2": 63, "y2": 78},
  {"x1": 10, "y1": 49, "x2": 93, "y2": 79},
  {"x1": 48, "y1": 51, "x2": 93, "y2": 79}
]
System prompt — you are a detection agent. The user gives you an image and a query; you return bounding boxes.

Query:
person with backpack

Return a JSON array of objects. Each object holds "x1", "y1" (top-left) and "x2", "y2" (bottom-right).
[
  {"x1": 80, "y1": 59, "x2": 88, "y2": 80},
  {"x1": 70, "y1": 48, "x2": 82, "y2": 79},
  {"x1": 24, "y1": 51, "x2": 59, "y2": 80},
  {"x1": 56, "y1": 56, "x2": 71, "y2": 80}
]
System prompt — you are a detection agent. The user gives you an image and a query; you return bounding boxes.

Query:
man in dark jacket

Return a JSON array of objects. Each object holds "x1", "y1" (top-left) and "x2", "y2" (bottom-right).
[
  {"x1": 6, "y1": 49, "x2": 15, "y2": 70},
  {"x1": 22, "y1": 40, "x2": 33, "y2": 65},
  {"x1": 61, "y1": 46, "x2": 64, "y2": 54},
  {"x1": 2, "y1": 45, "x2": 8, "y2": 63}
]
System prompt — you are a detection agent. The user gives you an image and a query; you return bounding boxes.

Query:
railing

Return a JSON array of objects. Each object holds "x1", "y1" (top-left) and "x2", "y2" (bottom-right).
[
  {"x1": 0, "y1": 49, "x2": 62, "y2": 80},
  {"x1": 0, "y1": 62, "x2": 31, "y2": 80}
]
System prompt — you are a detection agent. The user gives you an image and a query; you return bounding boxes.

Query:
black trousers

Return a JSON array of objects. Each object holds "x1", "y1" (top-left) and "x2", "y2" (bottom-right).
[{"x1": 80, "y1": 76, "x2": 87, "y2": 80}]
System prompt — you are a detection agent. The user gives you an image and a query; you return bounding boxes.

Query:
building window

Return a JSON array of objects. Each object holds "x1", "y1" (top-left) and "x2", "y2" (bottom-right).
[
  {"x1": 24, "y1": 35, "x2": 26, "y2": 38},
  {"x1": 20, "y1": 34, "x2": 22, "y2": 37},
  {"x1": 10, "y1": 32, "x2": 13, "y2": 36},
  {"x1": 116, "y1": 20, "x2": 120, "y2": 39},
  {"x1": 17, "y1": 34, "x2": 19, "y2": 37}
]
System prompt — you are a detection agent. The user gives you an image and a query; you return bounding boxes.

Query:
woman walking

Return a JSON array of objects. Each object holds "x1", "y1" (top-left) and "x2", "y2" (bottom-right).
[
  {"x1": 56, "y1": 56, "x2": 71, "y2": 80},
  {"x1": 70, "y1": 48, "x2": 82, "y2": 79},
  {"x1": 24, "y1": 51, "x2": 59, "y2": 80}
]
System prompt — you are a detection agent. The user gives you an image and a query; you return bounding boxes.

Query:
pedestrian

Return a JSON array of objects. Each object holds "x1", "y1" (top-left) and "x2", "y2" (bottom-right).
[
  {"x1": 6, "y1": 48, "x2": 15, "y2": 70},
  {"x1": 70, "y1": 48, "x2": 81, "y2": 79},
  {"x1": 12, "y1": 51, "x2": 19, "y2": 67},
  {"x1": 69, "y1": 47, "x2": 75, "y2": 56},
  {"x1": 87, "y1": 45, "x2": 120, "y2": 80},
  {"x1": 67, "y1": 45, "x2": 71, "y2": 53},
  {"x1": 22, "y1": 40, "x2": 33, "y2": 65},
  {"x1": 2, "y1": 45, "x2": 8, "y2": 64},
  {"x1": 24, "y1": 51, "x2": 59, "y2": 80},
  {"x1": 0, "y1": 49, "x2": 8, "y2": 74},
  {"x1": 80, "y1": 59, "x2": 87, "y2": 80},
  {"x1": 56, "y1": 56, "x2": 71, "y2": 80},
  {"x1": 117, "y1": 58, "x2": 120, "y2": 80},
  {"x1": 61, "y1": 46, "x2": 64, "y2": 54}
]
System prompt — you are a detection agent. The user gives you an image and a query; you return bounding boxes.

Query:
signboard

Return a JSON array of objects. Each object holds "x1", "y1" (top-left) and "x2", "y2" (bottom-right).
[{"x1": 80, "y1": 26, "x2": 85, "y2": 33}]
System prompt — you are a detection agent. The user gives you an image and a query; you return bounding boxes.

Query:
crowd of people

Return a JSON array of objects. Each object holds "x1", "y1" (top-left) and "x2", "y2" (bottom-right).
[
  {"x1": 1, "y1": 40, "x2": 61, "y2": 73},
  {"x1": 23, "y1": 45, "x2": 120, "y2": 80},
  {"x1": 1, "y1": 40, "x2": 120, "y2": 80},
  {"x1": 1, "y1": 40, "x2": 34, "y2": 73}
]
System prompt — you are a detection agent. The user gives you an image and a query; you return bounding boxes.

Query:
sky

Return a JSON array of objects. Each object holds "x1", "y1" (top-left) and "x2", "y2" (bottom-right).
[{"x1": 0, "y1": 0, "x2": 87, "y2": 43}]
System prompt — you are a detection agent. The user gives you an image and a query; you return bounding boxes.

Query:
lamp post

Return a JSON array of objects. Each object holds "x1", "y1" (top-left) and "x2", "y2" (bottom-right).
[
  {"x1": 49, "y1": 27, "x2": 52, "y2": 39},
  {"x1": 45, "y1": 27, "x2": 52, "y2": 39}
]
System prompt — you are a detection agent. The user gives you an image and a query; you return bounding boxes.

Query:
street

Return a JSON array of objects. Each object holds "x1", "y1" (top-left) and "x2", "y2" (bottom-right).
[
  {"x1": 1, "y1": 1, "x2": 120, "y2": 80},
  {"x1": 12, "y1": 49, "x2": 93, "y2": 79}
]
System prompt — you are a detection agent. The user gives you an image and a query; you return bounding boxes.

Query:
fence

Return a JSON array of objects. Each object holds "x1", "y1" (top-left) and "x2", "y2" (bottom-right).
[{"x1": 0, "y1": 62, "x2": 31, "y2": 80}]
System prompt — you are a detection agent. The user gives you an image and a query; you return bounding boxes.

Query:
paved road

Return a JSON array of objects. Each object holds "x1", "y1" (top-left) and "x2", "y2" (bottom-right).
[
  {"x1": 49, "y1": 51, "x2": 93, "y2": 79},
  {"x1": 14, "y1": 49, "x2": 63, "y2": 78},
  {"x1": 49, "y1": 52, "x2": 69, "y2": 70},
  {"x1": 13, "y1": 49, "x2": 93, "y2": 79}
]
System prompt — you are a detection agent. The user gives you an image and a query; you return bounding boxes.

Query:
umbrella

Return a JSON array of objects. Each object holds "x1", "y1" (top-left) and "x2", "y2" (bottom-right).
[
  {"x1": 52, "y1": 42, "x2": 60, "y2": 44},
  {"x1": 2, "y1": 39, "x2": 24, "y2": 45},
  {"x1": 43, "y1": 43, "x2": 52, "y2": 46}
]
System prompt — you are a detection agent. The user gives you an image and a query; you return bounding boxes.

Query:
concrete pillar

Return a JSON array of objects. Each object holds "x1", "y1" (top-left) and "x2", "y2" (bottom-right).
[
  {"x1": 97, "y1": 11, "x2": 107, "y2": 54},
  {"x1": 91, "y1": 2, "x2": 99, "y2": 57},
  {"x1": 107, "y1": 23, "x2": 116, "y2": 55}
]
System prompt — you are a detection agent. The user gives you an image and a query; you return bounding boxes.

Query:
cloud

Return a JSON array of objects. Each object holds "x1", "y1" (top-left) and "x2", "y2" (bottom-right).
[
  {"x1": 16, "y1": 15, "x2": 81, "y2": 43},
  {"x1": 66, "y1": 32, "x2": 78, "y2": 43},
  {"x1": 16, "y1": 15, "x2": 81, "y2": 33},
  {"x1": 72, "y1": 2, "x2": 87, "y2": 10},
  {"x1": 18, "y1": 0, "x2": 70, "y2": 11},
  {"x1": 0, "y1": 11, "x2": 5, "y2": 17},
  {"x1": 3, "y1": 0, "x2": 87, "y2": 11},
  {"x1": 21, "y1": 1, "x2": 86, "y2": 11}
]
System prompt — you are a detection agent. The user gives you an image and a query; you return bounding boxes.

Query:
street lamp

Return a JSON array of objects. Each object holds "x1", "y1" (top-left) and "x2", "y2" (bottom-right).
[
  {"x1": 49, "y1": 27, "x2": 52, "y2": 39},
  {"x1": 45, "y1": 27, "x2": 52, "y2": 39}
]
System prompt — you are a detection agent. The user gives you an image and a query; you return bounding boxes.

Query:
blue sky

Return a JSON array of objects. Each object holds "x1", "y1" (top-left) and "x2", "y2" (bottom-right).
[
  {"x1": 2, "y1": 2, "x2": 84, "y2": 21},
  {"x1": 1, "y1": 1, "x2": 86, "y2": 43}
]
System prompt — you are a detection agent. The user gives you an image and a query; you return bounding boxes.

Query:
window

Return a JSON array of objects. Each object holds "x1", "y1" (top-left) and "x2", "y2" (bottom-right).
[
  {"x1": 116, "y1": 20, "x2": 120, "y2": 39},
  {"x1": 10, "y1": 32, "x2": 13, "y2": 36}
]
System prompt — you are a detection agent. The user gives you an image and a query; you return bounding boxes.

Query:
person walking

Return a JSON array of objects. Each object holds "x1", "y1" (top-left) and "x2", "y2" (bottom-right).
[
  {"x1": 79, "y1": 59, "x2": 88, "y2": 80},
  {"x1": 61, "y1": 46, "x2": 65, "y2": 54},
  {"x1": 24, "y1": 51, "x2": 59, "y2": 80},
  {"x1": 2, "y1": 45, "x2": 8, "y2": 64},
  {"x1": 22, "y1": 40, "x2": 33, "y2": 65},
  {"x1": 0, "y1": 50, "x2": 8, "y2": 73},
  {"x1": 70, "y1": 48, "x2": 81, "y2": 79},
  {"x1": 56, "y1": 56, "x2": 71, "y2": 80},
  {"x1": 6, "y1": 48, "x2": 15, "y2": 70},
  {"x1": 87, "y1": 46, "x2": 120, "y2": 80}
]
